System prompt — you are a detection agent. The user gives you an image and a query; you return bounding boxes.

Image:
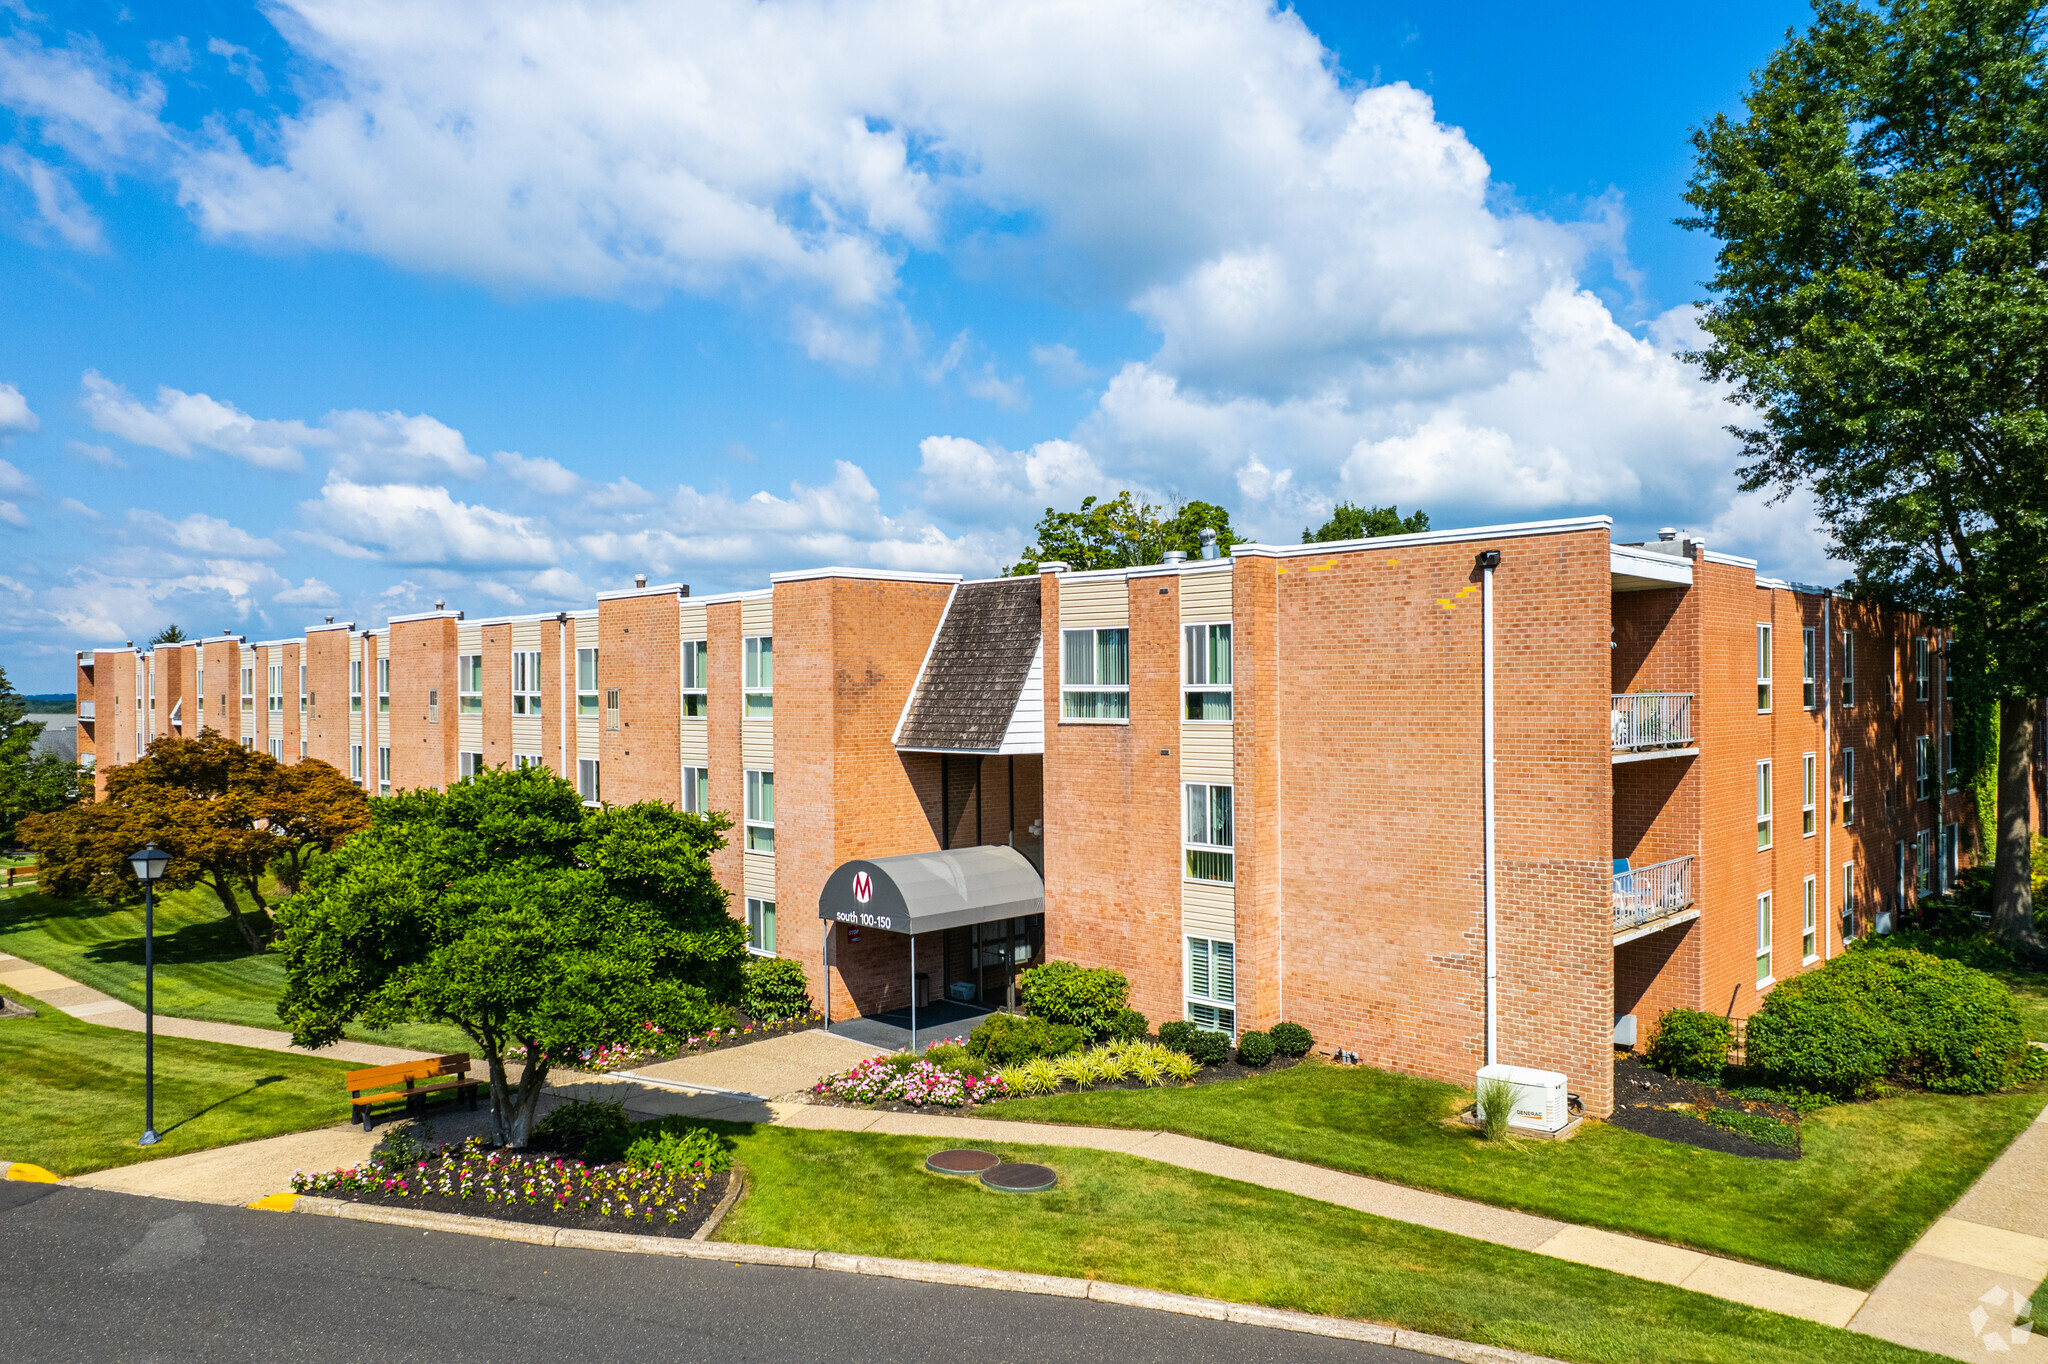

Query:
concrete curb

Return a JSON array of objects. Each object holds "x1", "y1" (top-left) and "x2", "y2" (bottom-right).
[
  {"x1": 689, "y1": 1163, "x2": 745, "y2": 1242},
  {"x1": 2, "y1": 1161, "x2": 60, "y2": 1183},
  {"x1": 275, "y1": 1194, "x2": 1566, "y2": 1363}
]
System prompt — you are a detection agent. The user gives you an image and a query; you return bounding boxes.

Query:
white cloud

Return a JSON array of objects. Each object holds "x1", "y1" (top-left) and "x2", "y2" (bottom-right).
[
  {"x1": 0, "y1": 381, "x2": 36, "y2": 435},
  {"x1": 273, "y1": 576, "x2": 338, "y2": 604},
  {"x1": 1030, "y1": 342, "x2": 1095, "y2": 386},
  {"x1": 67, "y1": 439, "x2": 123, "y2": 467},
  {"x1": 58, "y1": 496, "x2": 99, "y2": 519},
  {"x1": 128, "y1": 509, "x2": 284, "y2": 557},
  {"x1": 0, "y1": 456, "x2": 30, "y2": 493},
  {"x1": 914, "y1": 434, "x2": 1110, "y2": 525},
  {"x1": 298, "y1": 477, "x2": 557, "y2": 567},
  {"x1": 205, "y1": 37, "x2": 268, "y2": 96},
  {"x1": 0, "y1": 146, "x2": 104, "y2": 249},
  {"x1": 0, "y1": 499, "x2": 23, "y2": 528},
  {"x1": 527, "y1": 566, "x2": 588, "y2": 600},
  {"x1": 323, "y1": 408, "x2": 483, "y2": 480},
  {"x1": 496, "y1": 449, "x2": 581, "y2": 496},
  {"x1": 82, "y1": 370, "x2": 317, "y2": 470}
]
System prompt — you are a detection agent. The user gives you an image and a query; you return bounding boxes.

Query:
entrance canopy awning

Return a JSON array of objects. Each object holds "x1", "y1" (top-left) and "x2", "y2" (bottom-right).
[{"x1": 819, "y1": 845, "x2": 1043, "y2": 935}]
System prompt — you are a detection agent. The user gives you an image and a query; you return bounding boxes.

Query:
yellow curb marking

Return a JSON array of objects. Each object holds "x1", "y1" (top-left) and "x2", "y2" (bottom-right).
[
  {"x1": 248, "y1": 1192, "x2": 299, "y2": 1212},
  {"x1": 4, "y1": 1162, "x2": 59, "y2": 1183}
]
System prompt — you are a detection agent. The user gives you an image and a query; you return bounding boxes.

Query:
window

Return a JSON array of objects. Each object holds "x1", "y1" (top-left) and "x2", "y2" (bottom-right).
[
  {"x1": 377, "y1": 658, "x2": 390, "y2": 714},
  {"x1": 1756, "y1": 760, "x2": 1772, "y2": 849},
  {"x1": 299, "y1": 664, "x2": 307, "y2": 712},
  {"x1": 1945, "y1": 726, "x2": 1960, "y2": 791},
  {"x1": 1184, "y1": 783, "x2": 1234, "y2": 882},
  {"x1": 378, "y1": 745, "x2": 391, "y2": 796},
  {"x1": 743, "y1": 636, "x2": 773, "y2": 719},
  {"x1": 1061, "y1": 627, "x2": 1130, "y2": 720},
  {"x1": 269, "y1": 737, "x2": 283, "y2": 761},
  {"x1": 512, "y1": 650, "x2": 541, "y2": 715},
  {"x1": 746, "y1": 897, "x2": 777, "y2": 955},
  {"x1": 459, "y1": 751, "x2": 484, "y2": 781},
  {"x1": 349, "y1": 744, "x2": 363, "y2": 785},
  {"x1": 745, "y1": 769, "x2": 775, "y2": 852},
  {"x1": 349, "y1": 660, "x2": 362, "y2": 713},
  {"x1": 605, "y1": 688, "x2": 621, "y2": 732},
  {"x1": 1913, "y1": 637, "x2": 1930, "y2": 702},
  {"x1": 1756, "y1": 893, "x2": 1773, "y2": 985},
  {"x1": 458, "y1": 655, "x2": 483, "y2": 713},
  {"x1": 1915, "y1": 735, "x2": 1933, "y2": 801},
  {"x1": 1756, "y1": 624, "x2": 1772, "y2": 711},
  {"x1": 428, "y1": 689, "x2": 439, "y2": 724},
  {"x1": 513, "y1": 753, "x2": 541, "y2": 771},
  {"x1": 1840, "y1": 749, "x2": 1856, "y2": 825},
  {"x1": 1842, "y1": 863, "x2": 1857, "y2": 941},
  {"x1": 1840, "y1": 631, "x2": 1855, "y2": 706},
  {"x1": 683, "y1": 640, "x2": 708, "y2": 718},
  {"x1": 1802, "y1": 876, "x2": 1818, "y2": 961},
  {"x1": 243, "y1": 666, "x2": 256, "y2": 710},
  {"x1": 1944, "y1": 821, "x2": 1961, "y2": 891},
  {"x1": 577, "y1": 647, "x2": 600, "y2": 717},
  {"x1": 299, "y1": 738, "x2": 306, "y2": 759},
  {"x1": 1802, "y1": 627, "x2": 1816, "y2": 709},
  {"x1": 683, "y1": 765, "x2": 710, "y2": 816},
  {"x1": 1802, "y1": 754, "x2": 1816, "y2": 836},
  {"x1": 1183, "y1": 622, "x2": 1232, "y2": 721},
  {"x1": 1185, "y1": 937, "x2": 1235, "y2": 1036},
  {"x1": 1915, "y1": 829, "x2": 1932, "y2": 895},
  {"x1": 576, "y1": 758, "x2": 599, "y2": 805},
  {"x1": 1895, "y1": 841, "x2": 1909, "y2": 914},
  {"x1": 268, "y1": 663, "x2": 283, "y2": 713}
]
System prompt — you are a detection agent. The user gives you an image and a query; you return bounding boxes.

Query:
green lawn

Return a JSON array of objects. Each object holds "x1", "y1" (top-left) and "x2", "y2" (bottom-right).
[
  {"x1": 1985, "y1": 964, "x2": 2048, "y2": 1041},
  {"x1": 0, "y1": 885, "x2": 471, "y2": 1054},
  {"x1": 0, "y1": 983, "x2": 353, "y2": 1176},
  {"x1": 984, "y1": 1058, "x2": 2047, "y2": 1289},
  {"x1": 715, "y1": 1124, "x2": 1945, "y2": 1364}
]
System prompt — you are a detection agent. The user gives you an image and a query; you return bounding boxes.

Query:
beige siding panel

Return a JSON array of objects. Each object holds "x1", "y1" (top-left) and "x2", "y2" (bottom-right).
[
  {"x1": 457, "y1": 622, "x2": 483, "y2": 653},
  {"x1": 512, "y1": 715, "x2": 542, "y2": 756},
  {"x1": 744, "y1": 849, "x2": 777, "y2": 900},
  {"x1": 1178, "y1": 566, "x2": 1233, "y2": 621},
  {"x1": 576, "y1": 714, "x2": 600, "y2": 757},
  {"x1": 741, "y1": 719, "x2": 773, "y2": 769},
  {"x1": 1180, "y1": 723, "x2": 1233, "y2": 783},
  {"x1": 680, "y1": 721, "x2": 709, "y2": 764},
  {"x1": 459, "y1": 712, "x2": 482, "y2": 750},
  {"x1": 679, "y1": 599, "x2": 708, "y2": 638},
  {"x1": 739, "y1": 594, "x2": 772, "y2": 636},
  {"x1": 511, "y1": 620, "x2": 541, "y2": 650},
  {"x1": 1057, "y1": 575, "x2": 1129, "y2": 631},
  {"x1": 1181, "y1": 880, "x2": 1236, "y2": 941}
]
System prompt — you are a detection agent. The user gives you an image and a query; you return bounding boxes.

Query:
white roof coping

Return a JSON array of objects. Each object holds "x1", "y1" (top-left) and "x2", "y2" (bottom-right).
[
  {"x1": 386, "y1": 609, "x2": 465, "y2": 624},
  {"x1": 254, "y1": 638, "x2": 300, "y2": 649},
  {"x1": 305, "y1": 621, "x2": 357, "y2": 634},
  {"x1": 593, "y1": 582, "x2": 690, "y2": 603},
  {"x1": 1128, "y1": 557, "x2": 1234, "y2": 580},
  {"x1": 770, "y1": 566, "x2": 962, "y2": 586},
  {"x1": 1701, "y1": 549, "x2": 1760, "y2": 569},
  {"x1": 198, "y1": 634, "x2": 248, "y2": 645},
  {"x1": 1234, "y1": 514, "x2": 1613, "y2": 560}
]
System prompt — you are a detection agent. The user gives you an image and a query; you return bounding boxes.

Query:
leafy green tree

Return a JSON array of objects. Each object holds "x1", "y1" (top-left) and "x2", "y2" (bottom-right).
[
  {"x1": 147, "y1": 625, "x2": 188, "y2": 645},
  {"x1": 1008, "y1": 493, "x2": 1248, "y2": 574},
  {"x1": 0, "y1": 665, "x2": 79, "y2": 845},
  {"x1": 275, "y1": 765, "x2": 745, "y2": 1146},
  {"x1": 1302, "y1": 503, "x2": 1430, "y2": 543},
  {"x1": 1683, "y1": 0, "x2": 2048, "y2": 960}
]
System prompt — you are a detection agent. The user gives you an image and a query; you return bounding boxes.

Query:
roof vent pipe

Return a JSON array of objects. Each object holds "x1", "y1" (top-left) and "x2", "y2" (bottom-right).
[
  {"x1": 1198, "y1": 527, "x2": 1220, "y2": 560},
  {"x1": 635, "y1": 573, "x2": 647, "y2": 589},
  {"x1": 325, "y1": 616, "x2": 334, "y2": 625},
  {"x1": 1658, "y1": 527, "x2": 1677, "y2": 542},
  {"x1": 434, "y1": 599, "x2": 445, "y2": 611},
  {"x1": 1161, "y1": 550, "x2": 1187, "y2": 565}
]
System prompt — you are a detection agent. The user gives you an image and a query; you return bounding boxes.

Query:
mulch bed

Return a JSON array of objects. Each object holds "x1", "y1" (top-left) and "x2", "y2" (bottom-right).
[
  {"x1": 584, "y1": 1013, "x2": 824, "y2": 1073},
  {"x1": 1606, "y1": 1055, "x2": 1802, "y2": 1160},
  {"x1": 331, "y1": 1166, "x2": 733, "y2": 1239},
  {"x1": 809, "y1": 1053, "x2": 1305, "y2": 1116}
]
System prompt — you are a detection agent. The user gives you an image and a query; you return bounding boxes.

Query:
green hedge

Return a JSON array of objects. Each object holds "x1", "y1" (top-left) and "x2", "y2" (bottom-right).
[
  {"x1": 742, "y1": 956, "x2": 813, "y2": 1021},
  {"x1": 1268, "y1": 1022, "x2": 1313, "y2": 1057},
  {"x1": 1646, "y1": 1008, "x2": 1732, "y2": 1081},
  {"x1": 1018, "y1": 961, "x2": 1132, "y2": 1037},
  {"x1": 1236, "y1": 1030, "x2": 1275, "y2": 1066},
  {"x1": 965, "y1": 1012, "x2": 1085, "y2": 1066}
]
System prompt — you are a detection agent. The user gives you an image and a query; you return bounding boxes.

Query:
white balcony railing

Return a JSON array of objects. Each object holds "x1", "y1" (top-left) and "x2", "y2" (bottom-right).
[
  {"x1": 1614, "y1": 855, "x2": 1693, "y2": 933},
  {"x1": 1611, "y1": 692, "x2": 1692, "y2": 751},
  {"x1": 77, "y1": 699, "x2": 94, "y2": 719}
]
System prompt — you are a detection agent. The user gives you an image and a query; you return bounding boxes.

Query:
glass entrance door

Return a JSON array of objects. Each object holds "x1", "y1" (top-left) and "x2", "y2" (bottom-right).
[{"x1": 969, "y1": 914, "x2": 1044, "y2": 1010}]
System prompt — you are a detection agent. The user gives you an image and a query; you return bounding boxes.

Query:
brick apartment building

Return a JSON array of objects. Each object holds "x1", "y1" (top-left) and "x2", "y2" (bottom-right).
[{"x1": 72, "y1": 516, "x2": 2046, "y2": 1118}]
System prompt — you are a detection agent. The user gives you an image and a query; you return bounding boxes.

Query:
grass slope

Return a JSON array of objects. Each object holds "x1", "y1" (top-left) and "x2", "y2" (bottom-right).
[
  {"x1": 0, "y1": 984, "x2": 352, "y2": 1176},
  {"x1": 0, "y1": 886, "x2": 470, "y2": 1054},
  {"x1": 717, "y1": 1125, "x2": 1944, "y2": 1364},
  {"x1": 1983, "y1": 963, "x2": 2048, "y2": 1041},
  {"x1": 986, "y1": 1058, "x2": 2046, "y2": 1289}
]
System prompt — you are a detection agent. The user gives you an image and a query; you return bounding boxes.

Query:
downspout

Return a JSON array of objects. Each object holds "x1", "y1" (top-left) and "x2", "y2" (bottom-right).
[
  {"x1": 557, "y1": 613, "x2": 569, "y2": 780},
  {"x1": 1477, "y1": 549, "x2": 1502, "y2": 1067},
  {"x1": 1821, "y1": 592, "x2": 1834, "y2": 958}
]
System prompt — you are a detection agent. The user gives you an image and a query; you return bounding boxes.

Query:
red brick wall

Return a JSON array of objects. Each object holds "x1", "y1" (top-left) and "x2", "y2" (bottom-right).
[
  {"x1": 303, "y1": 629, "x2": 353, "y2": 774},
  {"x1": 598, "y1": 593, "x2": 682, "y2": 807},
  {"x1": 388, "y1": 618, "x2": 457, "y2": 791}
]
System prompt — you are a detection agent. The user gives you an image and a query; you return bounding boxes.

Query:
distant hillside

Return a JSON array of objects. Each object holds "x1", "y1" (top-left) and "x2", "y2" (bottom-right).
[{"x1": 19, "y1": 694, "x2": 76, "y2": 711}]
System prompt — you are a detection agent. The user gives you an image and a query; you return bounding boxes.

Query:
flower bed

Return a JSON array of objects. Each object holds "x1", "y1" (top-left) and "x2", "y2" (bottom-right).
[
  {"x1": 813, "y1": 1054, "x2": 1011, "y2": 1108},
  {"x1": 574, "y1": 1011, "x2": 825, "y2": 1073},
  {"x1": 290, "y1": 1134, "x2": 730, "y2": 1238}
]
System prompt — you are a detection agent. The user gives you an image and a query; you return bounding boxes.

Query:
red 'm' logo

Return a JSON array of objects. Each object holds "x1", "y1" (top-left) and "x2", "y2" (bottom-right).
[{"x1": 852, "y1": 871, "x2": 873, "y2": 904}]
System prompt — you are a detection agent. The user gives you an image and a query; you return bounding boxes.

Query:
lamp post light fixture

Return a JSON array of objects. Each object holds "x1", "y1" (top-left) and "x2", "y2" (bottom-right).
[{"x1": 127, "y1": 842, "x2": 171, "y2": 1147}]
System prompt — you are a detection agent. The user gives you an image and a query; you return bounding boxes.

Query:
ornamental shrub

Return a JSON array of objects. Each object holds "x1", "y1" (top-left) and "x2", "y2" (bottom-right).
[
  {"x1": 1184, "y1": 1028, "x2": 1230, "y2": 1067},
  {"x1": 624, "y1": 1122, "x2": 734, "y2": 1173},
  {"x1": 1018, "y1": 960, "x2": 1132, "y2": 1037},
  {"x1": 534, "y1": 1096, "x2": 631, "y2": 1163},
  {"x1": 1268, "y1": 1022, "x2": 1313, "y2": 1057},
  {"x1": 1157, "y1": 1019, "x2": 1198, "y2": 1053},
  {"x1": 966, "y1": 1012, "x2": 1086, "y2": 1066},
  {"x1": 742, "y1": 956, "x2": 813, "y2": 1021},
  {"x1": 1236, "y1": 1030, "x2": 1276, "y2": 1067},
  {"x1": 1645, "y1": 1008, "x2": 1733, "y2": 1081},
  {"x1": 1106, "y1": 1007, "x2": 1150, "y2": 1042}
]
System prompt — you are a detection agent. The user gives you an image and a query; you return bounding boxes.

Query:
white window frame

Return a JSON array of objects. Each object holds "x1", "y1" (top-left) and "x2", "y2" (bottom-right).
[
  {"x1": 512, "y1": 649, "x2": 542, "y2": 716},
  {"x1": 1185, "y1": 936, "x2": 1236, "y2": 1037},
  {"x1": 349, "y1": 743, "x2": 363, "y2": 785},
  {"x1": 745, "y1": 768, "x2": 775, "y2": 853},
  {"x1": 459, "y1": 751, "x2": 484, "y2": 782},
  {"x1": 576, "y1": 757, "x2": 600, "y2": 805},
  {"x1": 377, "y1": 657, "x2": 390, "y2": 715},
  {"x1": 1802, "y1": 875, "x2": 1818, "y2": 962},
  {"x1": 1915, "y1": 734, "x2": 1933, "y2": 801},
  {"x1": 299, "y1": 663, "x2": 307, "y2": 713},
  {"x1": 299, "y1": 737, "x2": 306, "y2": 759},
  {"x1": 682, "y1": 639, "x2": 709, "y2": 719},
  {"x1": 1183, "y1": 782, "x2": 1234, "y2": 883},
  {"x1": 269, "y1": 737, "x2": 283, "y2": 761},
  {"x1": 1802, "y1": 626, "x2": 1816, "y2": 709},
  {"x1": 243, "y1": 665, "x2": 256, "y2": 710},
  {"x1": 746, "y1": 897, "x2": 777, "y2": 956},
  {"x1": 458, "y1": 654, "x2": 483, "y2": 714},
  {"x1": 1756, "y1": 759, "x2": 1772, "y2": 849},
  {"x1": 683, "y1": 765, "x2": 710, "y2": 816},
  {"x1": 605, "y1": 688, "x2": 621, "y2": 732},
  {"x1": 1841, "y1": 631, "x2": 1855, "y2": 707},
  {"x1": 349, "y1": 660, "x2": 362, "y2": 714},
  {"x1": 1756, "y1": 623, "x2": 1773, "y2": 713},
  {"x1": 1756, "y1": 892, "x2": 1773, "y2": 987},
  {"x1": 743, "y1": 635, "x2": 773, "y2": 719},
  {"x1": 1913, "y1": 637, "x2": 1930, "y2": 702},
  {"x1": 268, "y1": 663, "x2": 283, "y2": 714},
  {"x1": 1061, "y1": 626, "x2": 1130, "y2": 722},
  {"x1": 1915, "y1": 829, "x2": 1933, "y2": 895},
  {"x1": 1945, "y1": 725, "x2": 1959, "y2": 791},
  {"x1": 1182, "y1": 621, "x2": 1232, "y2": 722},
  {"x1": 378, "y1": 745, "x2": 391, "y2": 796},
  {"x1": 513, "y1": 753, "x2": 542, "y2": 771},
  {"x1": 577, "y1": 647, "x2": 600, "y2": 718},
  {"x1": 1842, "y1": 862, "x2": 1857, "y2": 940},
  {"x1": 1840, "y1": 748, "x2": 1856, "y2": 825},
  {"x1": 1944, "y1": 821, "x2": 1961, "y2": 891},
  {"x1": 1801, "y1": 753, "x2": 1816, "y2": 837}
]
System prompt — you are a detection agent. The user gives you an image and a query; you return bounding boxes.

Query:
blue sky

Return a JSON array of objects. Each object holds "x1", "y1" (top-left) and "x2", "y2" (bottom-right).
[{"x1": 0, "y1": 0, "x2": 1821, "y2": 692}]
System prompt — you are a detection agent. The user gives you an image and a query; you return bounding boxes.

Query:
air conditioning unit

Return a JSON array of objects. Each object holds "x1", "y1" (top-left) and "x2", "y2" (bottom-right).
[{"x1": 1477, "y1": 1063, "x2": 1571, "y2": 1133}]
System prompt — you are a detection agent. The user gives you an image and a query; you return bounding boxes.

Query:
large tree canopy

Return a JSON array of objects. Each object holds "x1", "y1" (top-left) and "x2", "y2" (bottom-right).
[
  {"x1": 1302, "y1": 503, "x2": 1431, "y2": 543},
  {"x1": 1008, "y1": 493, "x2": 1248, "y2": 574},
  {"x1": 275, "y1": 765, "x2": 746, "y2": 1147},
  {"x1": 0, "y1": 665, "x2": 78, "y2": 846},
  {"x1": 18, "y1": 730, "x2": 368, "y2": 952},
  {"x1": 1683, "y1": 0, "x2": 2048, "y2": 958}
]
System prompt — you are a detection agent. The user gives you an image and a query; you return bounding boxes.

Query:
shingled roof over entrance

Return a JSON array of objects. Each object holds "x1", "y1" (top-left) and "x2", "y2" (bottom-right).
[{"x1": 894, "y1": 576, "x2": 1042, "y2": 753}]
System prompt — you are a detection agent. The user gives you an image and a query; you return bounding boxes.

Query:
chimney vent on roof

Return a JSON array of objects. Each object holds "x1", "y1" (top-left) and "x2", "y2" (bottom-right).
[
  {"x1": 434, "y1": 599, "x2": 445, "y2": 611},
  {"x1": 126, "y1": 640, "x2": 134, "y2": 649},
  {"x1": 1198, "y1": 527, "x2": 1220, "y2": 560},
  {"x1": 634, "y1": 573, "x2": 647, "y2": 589},
  {"x1": 1161, "y1": 550, "x2": 1187, "y2": 565},
  {"x1": 1657, "y1": 527, "x2": 1678, "y2": 542},
  {"x1": 325, "y1": 615, "x2": 334, "y2": 624}
]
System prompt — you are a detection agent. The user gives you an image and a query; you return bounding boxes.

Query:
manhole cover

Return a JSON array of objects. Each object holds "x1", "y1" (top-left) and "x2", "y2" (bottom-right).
[
  {"x1": 980, "y1": 1162, "x2": 1057, "y2": 1193},
  {"x1": 925, "y1": 1148, "x2": 1001, "y2": 1175}
]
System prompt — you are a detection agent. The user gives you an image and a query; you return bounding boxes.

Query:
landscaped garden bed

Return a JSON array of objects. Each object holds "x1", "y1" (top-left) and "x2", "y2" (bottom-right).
[
  {"x1": 575, "y1": 1009, "x2": 824, "y2": 1072},
  {"x1": 1607, "y1": 1054, "x2": 1801, "y2": 1160}
]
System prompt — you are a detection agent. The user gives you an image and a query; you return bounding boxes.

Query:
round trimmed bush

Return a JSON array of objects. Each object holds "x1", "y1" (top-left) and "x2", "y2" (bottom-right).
[
  {"x1": 1645, "y1": 1008, "x2": 1732, "y2": 1081},
  {"x1": 966, "y1": 1012, "x2": 1085, "y2": 1066},
  {"x1": 1236, "y1": 1030, "x2": 1276, "y2": 1067},
  {"x1": 1268, "y1": 1022, "x2": 1313, "y2": 1057},
  {"x1": 1157, "y1": 1019, "x2": 1199, "y2": 1053},
  {"x1": 1184, "y1": 1028, "x2": 1230, "y2": 1067},
  {"x1": 742, "y1": 956, "x2": 813, "y2": 1021},
  {"x1": 1018, "y1": 960, "x2": 1132, "y2": 1037},
  {"x1": 1106, "y1": 1007, "x2": 1149, "y2": 1043}
]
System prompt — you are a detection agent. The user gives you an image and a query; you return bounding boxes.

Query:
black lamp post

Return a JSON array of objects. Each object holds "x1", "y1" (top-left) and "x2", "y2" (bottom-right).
[{"x1": 128, "y1": 842, "x2": 171, "y2": 1146}]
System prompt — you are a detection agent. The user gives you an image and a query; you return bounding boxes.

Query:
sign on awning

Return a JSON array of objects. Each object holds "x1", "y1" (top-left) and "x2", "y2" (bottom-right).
[{"x1": 818, "y1": 845, "x2": 1044, "y2": 935}]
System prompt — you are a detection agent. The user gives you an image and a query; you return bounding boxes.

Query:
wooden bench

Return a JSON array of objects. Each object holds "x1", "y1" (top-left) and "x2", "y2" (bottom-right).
[
  {"x1": 345, "y1": 1054, "x2": 481, "y2": 1131},
  {"x1": 4, "y1": 863, "x2": 36, "y2": 889}
]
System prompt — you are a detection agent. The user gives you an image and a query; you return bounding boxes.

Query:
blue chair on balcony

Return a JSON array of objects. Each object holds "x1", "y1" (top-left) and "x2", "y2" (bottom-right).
[{"x1": 1612, "y1": 858, "x2": 1645, "y2": 926}]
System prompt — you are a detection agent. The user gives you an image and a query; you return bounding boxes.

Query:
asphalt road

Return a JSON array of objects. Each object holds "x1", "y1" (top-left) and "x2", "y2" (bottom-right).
[{"x1": 0, "y1": 1181, "x2": 1437, "y2": 1364}]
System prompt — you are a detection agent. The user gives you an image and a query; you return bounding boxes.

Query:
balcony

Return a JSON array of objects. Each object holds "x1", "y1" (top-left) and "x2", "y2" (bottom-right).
[
  {"x1": 1613, "y1": 855, "x2": 1695, "y2": 942},
  {"x1": 77, "y1": 700, "x2": 94, "y2": 720},
  {"x1": 1611, "y1": 692, "x2": 1695, "y2": 763}
]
